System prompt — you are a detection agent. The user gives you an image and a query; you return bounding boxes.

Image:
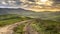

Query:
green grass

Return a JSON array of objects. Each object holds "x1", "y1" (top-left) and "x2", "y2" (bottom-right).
[
  {"x1": 13, "y1": 23, "x2": 26, "y2": 34},
  {"x1": 0, "y1": 18, "x2": 21, "y2": 27},
  {"x1": 1, "y1": 14, "x2": 60, "y2": 34},
  {"x1": 46, "y1": 15, "x2": 60, "y2": 22},
  {"x1": 0, "y1": 14, "x2": 32, "y2": 27},
  {"x1": 31, "y1": 19, "x2": 60, "y2": 34},
  {"x1": 13, "y1": 18, "x2": 60, "y2": 34}
]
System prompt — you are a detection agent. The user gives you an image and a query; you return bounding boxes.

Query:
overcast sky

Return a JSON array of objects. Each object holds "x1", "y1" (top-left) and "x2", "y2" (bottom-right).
[{"x1": 0, "y1": 0, "x2": 60, "y2": 8}]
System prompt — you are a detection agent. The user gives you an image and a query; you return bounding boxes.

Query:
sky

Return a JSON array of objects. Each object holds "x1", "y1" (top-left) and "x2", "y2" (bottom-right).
[{"x1": 0, "y1": 0, "x2": 60, "y2": 11}]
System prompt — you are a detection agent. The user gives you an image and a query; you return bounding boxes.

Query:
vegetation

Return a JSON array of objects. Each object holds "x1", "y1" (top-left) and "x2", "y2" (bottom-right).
[
  {"x1": 0, "y1": 14, "x2": 60, "y2": 34},
  {"x1": 31, "y1": 19, "x2": 60, "y2": 34},
  {"x1": 13, "y1": 23, "x2": 26, "y2": 34},
  {"x1": 0, "y1": 14, "x2": 31, "y2": 27},
  {"x1": 13, "y1": 18, "x2": 60, "y2": 34}
]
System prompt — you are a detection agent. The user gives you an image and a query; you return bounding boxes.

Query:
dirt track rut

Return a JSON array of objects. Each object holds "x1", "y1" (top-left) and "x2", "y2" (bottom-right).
[{"x1": 0, "y1": 20, "x2": 32, "y2": 34}]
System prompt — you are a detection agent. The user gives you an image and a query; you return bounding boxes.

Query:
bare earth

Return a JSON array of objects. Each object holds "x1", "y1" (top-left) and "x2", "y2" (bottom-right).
[
  {"x1": 0, "y1": 19, "x2": 39, "y2": 34},
  {"x1": 23, "y1": 21, "x2": 39, "y2": 34}
]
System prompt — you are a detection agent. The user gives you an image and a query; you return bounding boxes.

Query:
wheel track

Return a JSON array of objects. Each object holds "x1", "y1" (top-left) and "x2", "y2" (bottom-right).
[
  {"x1": 23, "y1": 20, "x2": 39, "y2": 34},
  {"x1": 0, "y1": 20, "x2": 33, "y2": 34}
]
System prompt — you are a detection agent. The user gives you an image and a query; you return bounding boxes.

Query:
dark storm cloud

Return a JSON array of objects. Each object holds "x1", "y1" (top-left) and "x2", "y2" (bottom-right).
[
  {"x1": 51, "y1": 0, "x2": 60, "y2": 6},
  {"x1": 53, "y1": 0, "x2": 60, "y2": 4},
  {"x1": 54, "y1": 0, "x2": 60, "y2": 2}
]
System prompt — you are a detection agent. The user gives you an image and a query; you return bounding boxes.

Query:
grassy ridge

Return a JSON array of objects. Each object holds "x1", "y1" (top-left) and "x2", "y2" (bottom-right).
[
  {"x1": 13, "y1": 23, "x2": 26, "y2": 34},
  {"x1": 14, "y1": 19, "x2": 60, "y2": 34},
  {"x1": 31, "y1": 19, "x2": 60, "y2": 34},
  {"x1": 0, "y1": 14, "x2": 31, "y2": 27},
  {"x1": 0, "y1": 14, "x2": 60, "y2": 34}
]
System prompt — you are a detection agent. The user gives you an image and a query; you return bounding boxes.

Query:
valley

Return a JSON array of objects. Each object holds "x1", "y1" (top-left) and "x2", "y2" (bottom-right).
[
  {"x1": 0, "y1": 14, "x2": 60, "y2": 34},
  {"x1": 0, "y1": 8, "x2": 60, "y2": 34}
]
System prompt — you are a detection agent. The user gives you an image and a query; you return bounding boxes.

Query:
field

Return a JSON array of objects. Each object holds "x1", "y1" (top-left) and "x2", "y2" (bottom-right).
[
  {"x1": 0, "y1": 14, "x2": 31, "y2": 27},
  {"x1": 0, "y1": 14, "x2": 60, "y2": 34},
  {"x1": 31, "y1": 19, "x2": 60, "y2": 34},
  {"x1": 13, "y1": 18, "x2": 60, "y2": 34}
]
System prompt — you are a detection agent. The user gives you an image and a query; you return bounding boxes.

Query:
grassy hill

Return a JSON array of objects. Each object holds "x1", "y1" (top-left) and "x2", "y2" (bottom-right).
[
  {"x1": 0, "y1": 14, "x2": 32, "y2": 27},
  {"x1": 0, "y1": 14, "x2": 59, "y2": 34},
  {"x1": 0, "y1": 8, "x2": 60, "y2": 34},
  {"x1": 0, "y1": 8, "x2": 60, "y2": 19},
  {"x1": 13, "y1": 18, "x2": 60, "y2": 34},
  {"x1": 31, "y1": 19, "x2": 60, "y2": 34}
]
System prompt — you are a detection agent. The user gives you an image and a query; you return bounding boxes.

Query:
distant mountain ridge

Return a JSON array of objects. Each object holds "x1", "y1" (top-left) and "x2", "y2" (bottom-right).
[
  {"x1": 0, "y1": 8, "x2": 60, "y2": 19},
  {"x1": 0, "y1": 0, "x2": 60, "y2": 11}
]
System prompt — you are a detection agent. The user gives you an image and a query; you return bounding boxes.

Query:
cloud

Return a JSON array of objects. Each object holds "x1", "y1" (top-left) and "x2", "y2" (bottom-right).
[
  {"x1": 2, "y1": 2, "x2": 7, "y2": 5},
  {"x1": 0, "y1": 0, "x2": 60, "y2": 9},
  {"x1": 53, "y1": 0, "x2": 60, "y2": 5}
]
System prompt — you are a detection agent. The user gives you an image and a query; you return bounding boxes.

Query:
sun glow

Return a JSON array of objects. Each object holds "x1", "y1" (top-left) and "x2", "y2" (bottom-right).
[
  {"x1": 2, "y1": 2, "x2": 7, "y2": 5},
  {"x1": 39, "y1": 0, "x2": 53, "y2": 6},
  {"x1": 40, "y1": 0, "x2": 48, "y2": 3}
]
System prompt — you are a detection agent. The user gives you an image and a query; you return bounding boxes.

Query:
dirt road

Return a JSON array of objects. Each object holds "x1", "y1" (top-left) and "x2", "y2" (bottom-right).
[
  {"x1": 0, "y1": 20, "x2": 32, "y2": 34},
  {"x1": 0, "y1": 19, "x2": 39, "y2": 34},
  {"x1": 23, "y1": 21, "x2": 39, "y2": 34}
]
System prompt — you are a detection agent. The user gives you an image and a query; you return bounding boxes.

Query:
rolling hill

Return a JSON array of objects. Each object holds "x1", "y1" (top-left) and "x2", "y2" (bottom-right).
[{"x1": 0, "y1": 8, "x2": 60, "y2": 21}]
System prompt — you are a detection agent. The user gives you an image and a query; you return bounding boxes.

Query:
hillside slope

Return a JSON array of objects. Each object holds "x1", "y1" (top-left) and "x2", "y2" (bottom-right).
[{"x1": 0, "y1": 8, "x2": 60, "y2": 18}]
